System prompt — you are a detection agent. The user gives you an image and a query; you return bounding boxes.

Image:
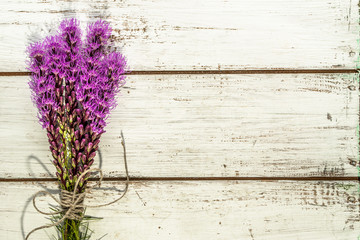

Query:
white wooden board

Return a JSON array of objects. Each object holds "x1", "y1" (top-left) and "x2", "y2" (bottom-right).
[
  {"x1": 0, "y1": 74, "x2": 358, "y2": 178},
  {"x1": 1, "y1": 181, "x2": 359, "y2": 240},
  {"x1": 0, "y1": 0, "x2": 358, "y2": 71}
]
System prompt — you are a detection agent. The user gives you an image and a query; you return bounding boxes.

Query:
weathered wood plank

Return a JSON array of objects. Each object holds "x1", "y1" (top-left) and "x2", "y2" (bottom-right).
[
  {"x1": 0, "y1": 0, "x2": 358, "y2": 71},
  {"x1": 0, "y1": 74, "x2": 358, "y2": 178},
  {"x1": 1, "y1": 181, "x2": 359, "y2": 239}
]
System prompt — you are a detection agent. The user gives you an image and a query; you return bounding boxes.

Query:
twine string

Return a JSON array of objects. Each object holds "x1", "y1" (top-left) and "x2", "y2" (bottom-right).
[{"x1": 25, "y1": 131, "x2": 129, "y2": 240}]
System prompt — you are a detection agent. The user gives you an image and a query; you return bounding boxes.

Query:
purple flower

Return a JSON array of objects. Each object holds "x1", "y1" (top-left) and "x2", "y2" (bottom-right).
[
  {"x1": 27, "y1": 18, "x2": 128, "y2": 191},
  {"x1": 85, "y1": 19, "x2": 112, "y2": 58},
  {"x1": 59, "y1": 18, "x2": 82, "y2": 52}
]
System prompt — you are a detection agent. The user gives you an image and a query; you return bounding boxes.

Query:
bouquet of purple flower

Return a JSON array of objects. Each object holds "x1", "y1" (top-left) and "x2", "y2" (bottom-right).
[{"x1": 26, "y1": 18, "x2": 127, "y2": 239}]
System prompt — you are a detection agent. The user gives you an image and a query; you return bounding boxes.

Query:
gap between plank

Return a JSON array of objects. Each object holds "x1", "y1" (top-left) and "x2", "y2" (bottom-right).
[
  {"x1": 0, "y1": 176, "x2": 359, "y2": 182},
  {"x1": 0, "y1": 69, "x2": 358, "y2": 76}
]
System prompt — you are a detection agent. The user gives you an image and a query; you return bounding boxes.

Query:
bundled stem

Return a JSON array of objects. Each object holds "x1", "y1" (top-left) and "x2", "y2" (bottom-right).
[{"x1": 26, "y1": 18, "x2": 127, "y2": 239}]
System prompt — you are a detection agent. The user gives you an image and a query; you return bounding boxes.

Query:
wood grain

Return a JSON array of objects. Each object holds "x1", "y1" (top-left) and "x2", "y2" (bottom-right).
[
  {"x1": 2, "y1": 181, "x2": 359, "y2": 239},
  {"x1": 0, "y1": 73, "x2": 358, "y2": 178},
  {"x1": 0, "y1": 0, "x2": 358, "y2": 71}
]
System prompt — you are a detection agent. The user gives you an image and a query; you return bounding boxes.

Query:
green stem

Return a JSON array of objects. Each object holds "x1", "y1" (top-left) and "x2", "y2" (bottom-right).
[{"x1": 62, "y1": 218, "x2": 81, "y2": 240}]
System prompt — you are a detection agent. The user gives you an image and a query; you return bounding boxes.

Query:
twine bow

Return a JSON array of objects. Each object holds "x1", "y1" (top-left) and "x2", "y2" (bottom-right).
[{"x1": 25, "y1": 131, "x2": 129, "y2": 240}]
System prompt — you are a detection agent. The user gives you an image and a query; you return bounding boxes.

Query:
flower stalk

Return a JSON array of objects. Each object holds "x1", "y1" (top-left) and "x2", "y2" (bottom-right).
[{"x1": 27, "y1": 18, "x2": 127, "y2": 239}]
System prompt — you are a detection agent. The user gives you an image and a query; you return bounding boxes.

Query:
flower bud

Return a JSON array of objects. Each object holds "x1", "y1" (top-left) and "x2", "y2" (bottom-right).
[
  {"x1": 45, "y1": 113, "x2": 50, "y2": 122},
  {"x1": 88, "y1": 151, "x2": 96, "y2": 161},
  {"x1": 68, "y1": 96, "x2": 73, "y2": 106},
  {"x1": 58, "y1": 159, "x2": 64, "y2": 168},
  {"x1": 91, "y1": 133, "x2": 98, "y2": 141},
  {"x1": 86, "y1": 142, "x2": 93, "y2": 153},
  {"x1": 47, "y1": 132, "x2": 54, "y2": 141},
  {"x1": 71, "y1": 147, "x2": 76, "y2": 158},
  {"x1": 75, "y1": 140, "x2": 80, "y2": 151},
  {"x1": 80, "y1": 138, "x2": 86, "y2": 149},
  {"x1": 72, "y1": 175, "x2": 78, "y2": 186},
  {"x1": 85, "y1": 125, "x2": 91, "y2": 133},
  {"x1": 79, "y1": 177, "x2": 84, "y2": 188},
  {"x1": 93, "y1": 139, "x2": 100, "y2": 149},
  {"x1": 84, "y1": 111, "x2": 90, "y2": 121},
  {"x1": 84, "y1": 134, "x2": 89, "y2": 143},
  {"x1": 51, "y1": 141, "x2": 57, "y2": 151},
  {"x1": 69, "y1": 114, "x2": 73, "y2": 124},
  {"x1": 71, "y1": 158, "x2": 76, "y2": 169},
  {"x1": 75, "y1": 109, "x2": 81, "y2": 117},
  {"x1": 62, "y1": 171, "x2": 67, "y2": 181},
  {"x1": 77, "y1": 153, "x2": 82, "y2": 163},
  {"x1": 51, "y1": 150, "x2": 58, "y2": 159},
  {"x1": 70, "y1": 128, "x2": 74, "y2": 139},
  {"x1": 50, "y1": 125, "x2": 55, "y2": 135},
  {"x1": 75, "y1": 130, "x2": 80, "y2": 140},
  {"x1": 68, "y1": 168, "x2": 73, "y2": 177},
  {"x1": 56, "y1": 88, "x2": 60, "y2": 98},
  {"x1": 79, "y1": 125, "x2": 84, "y2": 136},
  {"x1": 87, "y1": 159, "x2": 94, "y2": 167},
  {"x1": 81, "y1": 155, "x2": 86, "y2": 164},
  {"x1": 56, "y1": 172, "x2": 61, "y2": 181},
  {"x1": 71, "y1": 109, "x2": 77, "y2": 119},
  {"x1": 56, "y1": 166, "x2": 62, "y2": 174}
]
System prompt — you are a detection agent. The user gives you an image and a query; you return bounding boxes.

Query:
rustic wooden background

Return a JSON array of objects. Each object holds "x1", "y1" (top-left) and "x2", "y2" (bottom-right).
[{"x1": 0, "y1": 0, "x2": 359, "y2": 239}]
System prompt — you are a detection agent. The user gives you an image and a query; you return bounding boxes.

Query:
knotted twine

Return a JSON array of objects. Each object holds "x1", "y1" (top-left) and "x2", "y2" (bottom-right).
[{"x1": 25, "y1": 131, "x2": 129, "y2": 240}]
